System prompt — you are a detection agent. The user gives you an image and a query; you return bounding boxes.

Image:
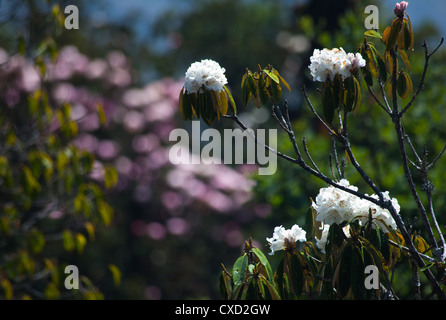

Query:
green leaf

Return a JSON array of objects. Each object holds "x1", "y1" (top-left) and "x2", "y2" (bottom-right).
[
  {"x1": 397, "y1": 72, "x2": 408, "y2": 99},
  {"x1": 263, "y1": 68, "x2": 279, "y2": 84},
  {"x1": 420, "y1": 262, "x2": 434, "y2": 272},
  {"x1": 97, "y1": 200, "x2": 113, "y2": 226},
  {"x1": 62, "y1": 230, "x2": 75, "y2": 252},
  {"x1": 258, "y1": 74, "x2": 270, "y2": 105},
  {"x1": 274, "y1": 257, "x2": 288, "y2": 299},
  {"x1": 44, "y1": 282, "x2": 60, "y2": 300},
  {"x1": 322, "y1": 83, "x2": 335, "y2": 124},
  {"x1": 398, "y1": 48, "x2": 411, "y2": 73},
  {"x1": 328, "y1": 223, "x2": 345, "y2": 249},
  {"x1": 290, "y1": 253, "x2": 303, "y2": 296},
  {"x1": 232, "y1": 255, "x2": 248, "y2": 285},
  {"x1": 96, "y1": 102, "x2": 107, "y2": 126},
  {"x1": 224, "y1": 85, "x2": 237, "y2": 114},
  {"x1": 108, "y1": 264, "x2": 122, "y2": 286},
  {"x1": 179, "y1": 88, "x2": 192, "y2": 120},
  {"x1": 27, "y1": 229, "x2": 45, "y2": 254},
  {"x1": 364, "y1": 30, "x2": 382, "y2": 39},
  {"x1": 104, "y1": 165, "x2": 118, "y2": 189},
  {"x1": 219, "y1": 269, "x2": 232, "y2": 299},
  {"x1": 251, "y1": 247, "x2": 273, "y2": 280},
  {"x1": 276, "y1": 72, "x2": 291, "y2": 92},
  {"x1": 351, "y1": 246, "x2": 366, "y2": 299},
  {"x1": 217, "y1": 89, "x2": 228, "y2": 115},
  {"x1": 336, "y1": 244, "x2": 353, "y2": 298},
  {"x1": 75, "y1": 233, "x2": 87, "y2": 254},
  {"x1": 259, "y1": 276, "x2": 281, "y2": 300},
  {"x1": 386, "y1": 19, "x2": 402, "y2": 51},
  {"x1": 1, "y1": 279, "x2": 13, "y2": 300}
]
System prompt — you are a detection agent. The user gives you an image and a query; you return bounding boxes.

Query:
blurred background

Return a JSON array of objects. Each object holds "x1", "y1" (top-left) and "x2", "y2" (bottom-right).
[{"x1": 0, "y1": 0, "x2": 445, "y2": 299}]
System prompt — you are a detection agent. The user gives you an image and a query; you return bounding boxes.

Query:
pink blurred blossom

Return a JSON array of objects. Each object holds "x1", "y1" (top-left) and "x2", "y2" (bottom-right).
[
  {"x1": 115, "y1": 156, "x2": 133, "y2": 176},
  {"x1": 85, "y1": 59, "x2": 108, "y2": 79},
  {"x1": 73, "y1": 133, "x2": 99, "y2": 153},
  {"x1": 97, "y1": 140, "x2": 120, "y2": 160},
  {"x1": 147, "y1": 222, "x2": 167, "y2": 240},
  {"x1": 166, "y1": 217, "x2": 189, "y2": 235},
  {"x1": 132, "y1": 134, "x2": 160, "y2": 153},
  {"x1": 161, "y1": 191, "x2": 183, "y2": 211},
  {"x1": 123, "y1": 110, "x2": 145, "y2": 133}
]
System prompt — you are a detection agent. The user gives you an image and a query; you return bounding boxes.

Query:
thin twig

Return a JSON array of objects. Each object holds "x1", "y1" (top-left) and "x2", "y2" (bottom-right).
[
  {"x1": 367, "y1": 83, "x2": 391, "y2": 115},
  {"x1": 302, "y1": 137, "x2": 321, "y2": 174},
  {"x1": 400, "y1": 38, "x2": 444, "y2": 116},
  {"x1": 331, "y1": 137, "x2": 342, "y2": 179}
]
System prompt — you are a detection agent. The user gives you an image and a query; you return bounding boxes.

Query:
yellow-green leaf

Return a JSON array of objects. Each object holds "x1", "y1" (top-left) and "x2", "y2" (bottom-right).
[
  {"x1": 364, "y1": 30, "x2": 382, "y2": 39},
  {"x1": 224, "y1": 85, "x2": 237, "y2": 114},
  {"x1": 62, "y1": 230, "x2": 75, "y2": 251},
  {"x1": 217, "y1": 89, "x2": 228, "y2": 115},
  {"x1": 108, "y1": 264, "x2": 122, "y2": 286},
  {"x1": 85, "y1": 222, "x2": 95, "y2": 241},
  {"x1": 75, "y1": 233, "x2": 87, "y2": 254},
  {"x1": 1, "y1": 279, "x2": 13, "y2": 300},
  {"x1": 97, "y1": 102, "x2": 107, "y2": 126},
  {"x1": 263, "y1": 69, "x2": 279, "y2": 84}
]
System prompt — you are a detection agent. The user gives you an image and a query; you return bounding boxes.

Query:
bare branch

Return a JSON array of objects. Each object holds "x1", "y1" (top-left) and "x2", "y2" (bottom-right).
[{"x1": 400, "y1": 37, "x2": 444, "y2": 116}]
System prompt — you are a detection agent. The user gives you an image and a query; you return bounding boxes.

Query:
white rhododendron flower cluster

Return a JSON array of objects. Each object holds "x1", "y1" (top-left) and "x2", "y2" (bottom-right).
[
  {"x1": 267, "y1": 179, "x2": 399, "y2": 255},
  {"x1": 266, "y1": 225, "x2": 306, "y2": 255},
  {"x1": 308, "y1": 48, "x2": 366, "y2": 82},
  {"x1": 184, "y1": 59, "x2": 228, "y2": 94},
  {"x1": 312, "y1": 179, "x2": 399, "y2": 233},
  {"x1": 312, "y1": 179, "x2": 360, "y2": 226}
]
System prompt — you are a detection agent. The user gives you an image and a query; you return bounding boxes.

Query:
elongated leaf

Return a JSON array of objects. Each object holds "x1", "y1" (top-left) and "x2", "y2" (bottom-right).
[
  {"x1": 274, "y1": 257, "x2": 288, "y2": 299},
  {"x1": 386, "y1": 19, "x2": 402, "y2": 51},
  {"x1": 361, "y1": 67, "x2": 374, "y2": 87},
  {"x1": 224, "y1": 85, "x2": 237, "y2": 114},
  {"x1": 382, "y1": 26, "x2": 391, "y2": 45},
  {"x1": 232, "y1": 255, "x2": 248, "y2": 285},
  {"x1": 258, "y1": 74, "x2": 270, "y2": 105},
  {"x1": 219, "y1": 270, "x2": 232, "y2": 299},
  {"x1": 275, "y1": 71, "x2": 291, "y2": 91},
  {"x1": 337, "y1": 245, "x2": 353, "y2": 298},
  {"x1": 263, "y1": 68, "x2": 279, "y2": 84},
  {"x1": 108, "y1": 264, "x2": 122, "y2": 286},
  {"x1": 217, "y1": 89, "x2": 228, "y2": 115},
  {"x1": 322, "y1": 83, "x2": 335, "y2": 124},
  {"x1": 398, "y1": 48, "x2": 411, "y2": 73},
  {"x1": 271, "y1": 81, "x2": 282, "y2": 103},
  {"x1": 351, "y1": 246, "x2": 366, "y2": 299},
  {"x1": 290, "y1": 253, "x2": 303, "y2": 296},
  {"x1": 364, "y1": 30, "x2": 382, "y2": 39},
  {"x1": 259, "y1": 276, "x2": 281, "y2": 300},
  {"x1": 251, "y1": 247, "x2": 273, "y2": 280}
]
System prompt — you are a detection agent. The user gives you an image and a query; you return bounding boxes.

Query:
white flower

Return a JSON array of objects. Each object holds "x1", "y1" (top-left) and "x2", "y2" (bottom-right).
[
  {"x1": 312, "y1": 179, "x2": 359, "y2": 225},
  {"x1": 184, "y1": 59, "x2": 228, "y2": 94},
  {"x1": 312, "y1": 179, "x2": 398, "y2": 233},
  {"x1": 308, "y1": 48, "x2": 365, "y2": 82},
  {"x1": 316, "y1": 224, "x2": 351, "y2": 254},
  {"x1": 355, "y1": 191, "x2": 399, "y2": 233},
  {"x1": 347, "y1": 52, "x2": 366, "y2": 71},
  {"x1": 266, "y1": 224, "x2": 306, "y2": 255}
]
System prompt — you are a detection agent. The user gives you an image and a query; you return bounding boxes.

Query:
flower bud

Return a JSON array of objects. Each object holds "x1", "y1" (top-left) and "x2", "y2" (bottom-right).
[{"x1": 394, "y1": 1, "x2": 408, "y2": 18}]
